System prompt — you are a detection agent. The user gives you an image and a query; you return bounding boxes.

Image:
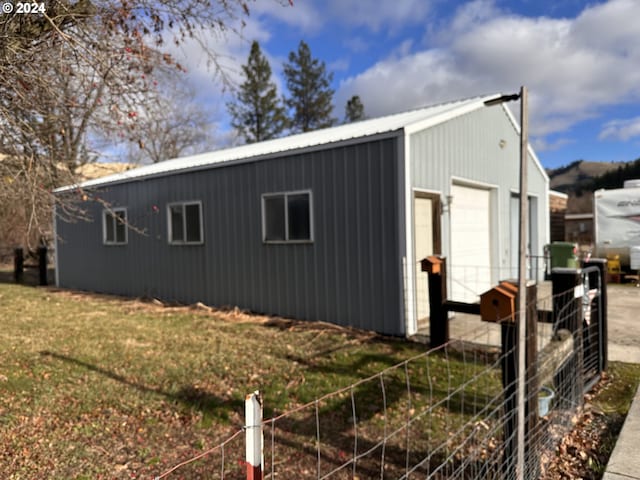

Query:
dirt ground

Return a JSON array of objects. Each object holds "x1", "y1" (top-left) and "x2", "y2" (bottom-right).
[{"x1": 606, "y1": 283, "x2": 640, "y2": 363}]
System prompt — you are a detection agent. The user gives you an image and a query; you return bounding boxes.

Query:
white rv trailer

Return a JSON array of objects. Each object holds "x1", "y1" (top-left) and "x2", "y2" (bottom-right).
[{"x1": 594, "y1": 180, "x2": 640, "y2": 268}]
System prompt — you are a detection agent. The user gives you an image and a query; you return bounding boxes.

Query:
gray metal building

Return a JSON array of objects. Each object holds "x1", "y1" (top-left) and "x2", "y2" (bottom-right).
[{"x1": 54, "y1": 95, "x2": 549, "y2": 337}]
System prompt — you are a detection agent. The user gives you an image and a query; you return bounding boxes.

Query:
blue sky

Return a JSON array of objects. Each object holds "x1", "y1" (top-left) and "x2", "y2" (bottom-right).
[{"x1": 168, "y1": 0, "x2": 640, "y2": 170}]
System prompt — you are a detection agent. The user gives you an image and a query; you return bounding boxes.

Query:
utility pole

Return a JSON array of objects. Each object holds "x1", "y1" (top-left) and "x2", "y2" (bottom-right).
[
  {"x1": 516, "y1": 85, "x2": 529, "y2": 480},
  {"x1": 484, "y1": 87, "x2": 529, "y2": 479}
]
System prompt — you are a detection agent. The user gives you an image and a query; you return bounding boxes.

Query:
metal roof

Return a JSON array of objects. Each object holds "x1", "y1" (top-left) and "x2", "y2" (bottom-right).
[{"x1": 56, "y1": 93, "x2": 504, "y2": 192}]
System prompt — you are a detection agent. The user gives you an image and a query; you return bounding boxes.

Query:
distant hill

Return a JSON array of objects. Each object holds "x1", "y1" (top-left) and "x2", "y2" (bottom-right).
[
  {"x1": 547, "y1": 160, "x2": 624, "y2": 193},
  {"x1": 547, "y1": 158, "x2": 640, "y2": 213},
  {"x1": 76, "y1": 162, "x2": 136, "y2": 182}
]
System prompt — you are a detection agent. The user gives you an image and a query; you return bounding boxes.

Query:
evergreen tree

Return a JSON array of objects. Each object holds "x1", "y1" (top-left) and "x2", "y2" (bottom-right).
[
  {"x1": 228, "y1": 41, "x2": 287, "y2": 143},
  {"x1": 344, "y1": 95, "x2": 365, "y2": 123},
  {"x1": 283, "y1": 40, "x2": 336, "y2": 132}
]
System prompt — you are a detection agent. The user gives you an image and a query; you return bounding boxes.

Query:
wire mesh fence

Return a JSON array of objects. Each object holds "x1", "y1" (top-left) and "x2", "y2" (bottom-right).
[
  {"x1": 154, "y1": 266, "x2": 606, "y2": 480},
  {"x1": 446, "y1": 258, "x2": 547, "y2": 304},
  {"x1": 154, "y1": 428, "x2": 245, "y2": 479}
]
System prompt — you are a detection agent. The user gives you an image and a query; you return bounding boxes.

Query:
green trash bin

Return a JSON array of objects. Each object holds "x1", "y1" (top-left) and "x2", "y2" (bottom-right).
[{"x1": 546, "y1": 242, "x2": 578, "y2": 269}]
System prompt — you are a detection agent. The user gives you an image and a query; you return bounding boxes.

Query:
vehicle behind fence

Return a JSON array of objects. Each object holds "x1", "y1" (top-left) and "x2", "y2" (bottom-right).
[{"x1": 153, "y1": 260, "x2": 607, "y2": 480}]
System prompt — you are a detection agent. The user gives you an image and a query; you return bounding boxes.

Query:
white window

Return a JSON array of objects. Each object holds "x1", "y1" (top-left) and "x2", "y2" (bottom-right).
[
  {"x1": 262, "y1": 190, "x2": 313, "y2": 243},
  {"x1": 168, "y1": 201, "x2": 203, "y2": 245},
  {"x1": 103, "y1": 208, "x2": 127, "y2": 245}
]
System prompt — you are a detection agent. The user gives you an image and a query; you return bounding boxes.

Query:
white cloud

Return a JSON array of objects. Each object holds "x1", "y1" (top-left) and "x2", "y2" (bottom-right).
[
  {"x1": 336, "y1": 0, "x2": 640, "y2": 144},
  {"x1": 446, "y1": 0, "x2": 502, "y2": 36},
  {"x1": 599, "y1": 118, "x2": 640, "y2": 141},
  {"x1": 252, "y1": 0, "x2": 323, "y2": 34},
  {"x1": 162, "y1": 12, "x2": 272, "y2": 91},
  {"x1": 336, "y1": 50, "x2": 474, "y2": 118},
  {"x1": 343, "y1": 35, "x2": 369, "y2": 53},
  {"x1": 253, "y1": 0, "x2": 435, "y2": 36},
  {"x1": 328, "y1": 58, "x2": 350, "y2": 72},
  {"x1": 532, "y1": 136, "x2": 574, "y2": 153}
]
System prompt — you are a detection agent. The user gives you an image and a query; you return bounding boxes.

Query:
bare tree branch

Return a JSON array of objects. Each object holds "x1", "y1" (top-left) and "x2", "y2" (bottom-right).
[{"x1": 0, "y1": 0, "x2": 260, "y2": 250}]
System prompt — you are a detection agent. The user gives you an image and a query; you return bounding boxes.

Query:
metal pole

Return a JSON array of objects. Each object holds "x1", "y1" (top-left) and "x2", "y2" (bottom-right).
[
  {"x1": 516, "y1": 85, "x2": 528, "y2": 480},
  {"x1": 245, "y1": 391, "x2": 263, "y2": 480}
]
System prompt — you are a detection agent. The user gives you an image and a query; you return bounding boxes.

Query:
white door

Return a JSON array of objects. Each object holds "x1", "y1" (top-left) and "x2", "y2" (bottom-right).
[
  {"x1": 510, "y1": 194, "x2": 519, "y2": 278},
  {"x1": 450, "y1": 185, "x2": 492, "y2": 302},
  {"x1": 414, "y1": 196, "x2": 435, "y2": 323},
  {"x1": 510, "y1": 194, "x2": 538, "y2": 279}
]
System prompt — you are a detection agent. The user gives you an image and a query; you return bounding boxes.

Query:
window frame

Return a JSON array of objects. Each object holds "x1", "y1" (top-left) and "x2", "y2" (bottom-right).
[
  {"x1": 167, "y1": 200, "x2": 204, "y2": 246},
  {"x1": 102, "y1": 208, "x2": 128, "y2": 245},
  {"x1": 261, "y1": 189, "x2": 314, "y2": 244}
]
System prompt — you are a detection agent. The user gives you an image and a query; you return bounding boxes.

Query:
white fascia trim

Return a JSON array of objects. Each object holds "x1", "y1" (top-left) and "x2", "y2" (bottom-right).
[
  {"x1": 450, "y1": 176, "x2": 499, "y2": 191},
  {"x1": 404, "y1": 130, "x2": 417, "y2": 336},
  {"x1": 549, "y1": 189, "x2": 569, "y2": 199},
  {"x1": 544, "y1": 183, "x2": 551, "y2": 247},
  {"x1": 413, "y1": 187, "x2": 442, "y2": 196}
]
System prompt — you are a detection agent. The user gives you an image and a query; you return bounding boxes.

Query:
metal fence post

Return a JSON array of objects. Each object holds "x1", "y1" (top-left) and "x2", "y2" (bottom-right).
[
  {"x1": 14, "y1": 247, "x2": 24, "y2": 283},
  {"x1": 38, "y1": 246, "x2": 48, "y2": 286},
  {"x1": 582, "y1": 258, "x2": 608, "y2": 373},
  {"x1": 551, "y1": 268, "x2": 584, "y2": 406},
  {"x1": 421, "y1": 256, "x2": 449, "y2": 349},
  {"x1": 245, "y1": 391, "x2": 263, "y2": 480}
]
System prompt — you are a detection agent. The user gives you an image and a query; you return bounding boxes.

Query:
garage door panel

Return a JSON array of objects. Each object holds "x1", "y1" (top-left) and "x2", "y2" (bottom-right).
[{"x1": 450, "y1": 185, "x2": 492, "y2": 302}]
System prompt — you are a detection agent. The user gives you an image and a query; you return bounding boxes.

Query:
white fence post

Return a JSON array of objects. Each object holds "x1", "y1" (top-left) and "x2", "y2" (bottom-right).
[{"x1": 245, "y1": 391, "x2": 263, "y2": 480}]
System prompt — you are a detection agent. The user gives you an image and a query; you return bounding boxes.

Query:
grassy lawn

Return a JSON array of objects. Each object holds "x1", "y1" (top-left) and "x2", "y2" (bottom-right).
[
  {"x1": 1, "y1": 279, "x2": 639, "y2": 479},
  {"x1": 2, "y1": 281, "x2": 490, "y2": 479}
]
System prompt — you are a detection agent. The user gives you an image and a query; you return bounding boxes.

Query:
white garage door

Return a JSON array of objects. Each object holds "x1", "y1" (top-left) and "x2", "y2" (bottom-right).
[{"x1": 450, "y1": 184, "x2": 492, "y2": 302}]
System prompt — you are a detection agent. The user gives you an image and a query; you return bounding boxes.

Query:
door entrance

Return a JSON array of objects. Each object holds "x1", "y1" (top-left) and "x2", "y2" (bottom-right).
[{"x1": 414, "y1": 192, "x2": 441, "y2": 327}]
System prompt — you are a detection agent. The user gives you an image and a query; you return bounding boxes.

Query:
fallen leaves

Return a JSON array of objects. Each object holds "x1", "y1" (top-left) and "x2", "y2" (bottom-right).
[{"x1": 541, "y1": 376, "x2": 627, "y2": 479}]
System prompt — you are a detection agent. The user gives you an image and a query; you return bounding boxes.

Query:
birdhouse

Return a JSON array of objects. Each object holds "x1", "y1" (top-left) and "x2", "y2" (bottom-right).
[
  {"x1": 480, "y1": 281, "x2": 518, "y2": 323},
  {"x1": 421, "y1": 256, "x2": 443, "y2": 274}
]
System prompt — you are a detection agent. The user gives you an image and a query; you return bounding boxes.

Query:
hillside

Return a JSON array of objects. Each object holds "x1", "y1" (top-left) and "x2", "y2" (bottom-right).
[
  {"x1": 76, "y1": 162, "x2": 136, "y2": 182},
  {"x1": 547, "y1": 159, "x2": 640, "y2": 213},
  {"x1": 547, "y1": 160, "x2": 624, "y2": 192}
]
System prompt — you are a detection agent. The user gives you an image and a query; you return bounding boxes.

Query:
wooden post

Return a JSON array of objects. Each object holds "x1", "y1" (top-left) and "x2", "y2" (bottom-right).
[
  {"x1": 245, "y1": 391, "x2": 263, "y2": 480},
  {"x1": 551, "y1": 268, "x2": 584, "y2": 406},
  {"x1": 38, "y1": 246, "x2": 48, "y2": 286},
  {"x1": 421, "y1": 256, "x2": 448, "y2": 349},
  {"x1": 525, "y1": 281, "x2": 540, "y2": 479},
  {"x1": 501, "y1": 320, "x2": 518, "y2": 480},
  {"x1": 499, "y1": 280, "x2": 539, "y2": 479},
  {"x1": 14, "y1": 248, "x2": 24, "y2": 283},
  {"x1": 582, "y1": 258, "x2": 608, "y2": 372}
]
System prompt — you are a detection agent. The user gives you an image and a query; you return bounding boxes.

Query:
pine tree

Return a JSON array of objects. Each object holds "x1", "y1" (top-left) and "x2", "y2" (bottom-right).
[
  {"x1": 227, "y1": 41, "x2": 287, "y2": 143},
  {"x1": 283, "y1": 40, "x2": 336, "y2": 133},
  {"x1": 345, "y1": 95, "x2": 365, "y2": 123}
]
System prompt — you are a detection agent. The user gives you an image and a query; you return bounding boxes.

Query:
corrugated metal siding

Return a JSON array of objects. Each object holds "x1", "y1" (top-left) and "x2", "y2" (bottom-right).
[
  {"x1": 409, "y1": 106, "x2": 549, "y2": 275},
  {"x1": 56, "y1": 136, "x2": 404, "y2": 335}
]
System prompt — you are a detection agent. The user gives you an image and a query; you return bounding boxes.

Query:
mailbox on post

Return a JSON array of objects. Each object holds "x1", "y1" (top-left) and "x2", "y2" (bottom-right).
[{"x1": 421, "y1": 255, "x2": 443, "y2": 274}]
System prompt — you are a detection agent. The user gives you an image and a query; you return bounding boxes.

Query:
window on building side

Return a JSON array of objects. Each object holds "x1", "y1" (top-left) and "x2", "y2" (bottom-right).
[
  {"x1": 262, "y1": 191, "x2": 313, "y2": 243},
  {"x1": 103, "y1": 208, "x2": 127, "y2": 245},
  {"x1": 168, "y1": 201, "x2": 203, "y2": 244}
]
